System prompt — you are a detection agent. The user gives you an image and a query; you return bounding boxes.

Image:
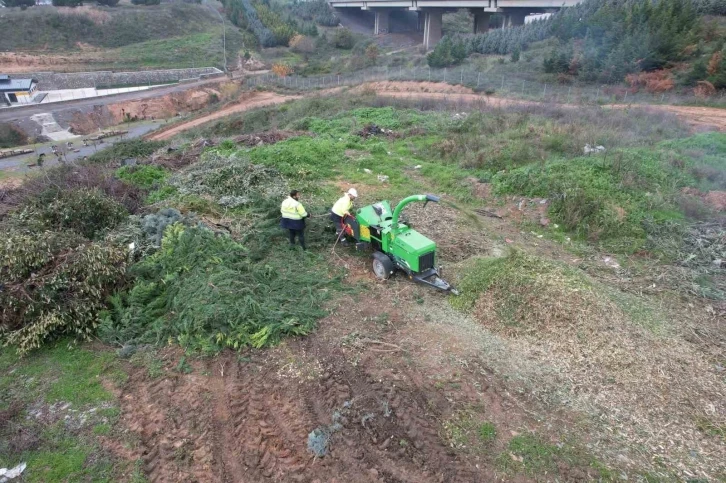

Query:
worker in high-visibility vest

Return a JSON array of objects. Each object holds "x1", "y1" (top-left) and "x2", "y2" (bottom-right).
[
  {"x1": 330, "y1": 188, "x2": 358, "y2": 226},
  {"x1": 330, "y1": 188, "x2": 359, "y2": 242},
  {"x1": 280, "y1": 190, "x2": 310, "y2": 249}
]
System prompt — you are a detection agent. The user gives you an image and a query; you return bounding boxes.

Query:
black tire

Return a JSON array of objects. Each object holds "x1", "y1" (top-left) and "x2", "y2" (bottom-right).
[{"x1": 372, "y1": 252, "x2": 394, "y2": 280}]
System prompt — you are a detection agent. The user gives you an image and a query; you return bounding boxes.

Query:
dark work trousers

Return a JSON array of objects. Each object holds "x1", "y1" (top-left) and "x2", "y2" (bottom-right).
[
  {"x1": 281, "y1": 217, "x2": 306, "y2": 249},
  {"x1": 288, "y1": 229, "x2": 305, "y2": 249}
]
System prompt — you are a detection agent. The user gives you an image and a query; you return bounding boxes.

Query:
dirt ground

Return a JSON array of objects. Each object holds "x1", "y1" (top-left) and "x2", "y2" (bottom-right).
[
  {"x1": 112, "y1": 259, "x2": 606, "y2": 483},
  {"x1": 146, "y1": 91, "x2": 300, "y2": 141}
]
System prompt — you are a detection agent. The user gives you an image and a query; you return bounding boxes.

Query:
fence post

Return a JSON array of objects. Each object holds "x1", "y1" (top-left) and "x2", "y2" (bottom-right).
[
  {"x1": 428, "y1": 67, "x2": 431, "y2": 81},
  {"x1": 595, "y1": 88, "x2": 599, "y2": 102},
  {"x1": 522, "y1": 80, "x2": 525, "y2": 96},
  {"x1": 501, "y1": 76, "x2": 504, "y2": 90},
  {"x1": 543, "y1": 84, "x2": 547, "y2": 98},
  {"x1": 460, "y1": 69, "x2": 463, "y2": 84},
  {"x1": 567, "y1": 87, "x2": 571, "y2": 103},
  {"x1": 338, "y1": 75, "x2": 340, "y2": 86},
  {"x1": 624, "y1": 90, "x2": 628, "y2": 103},
  {"x1": 444, "y1": 68, "x2": 447, "y2": 82},
  {"x1": 477, "y1": 72, "x2": 481, "y2": 88}
]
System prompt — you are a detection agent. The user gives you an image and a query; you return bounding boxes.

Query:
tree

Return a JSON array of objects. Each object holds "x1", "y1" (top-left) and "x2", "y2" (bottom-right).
[
  {"x1": 332, "y1": 28, "x2": 354, "y2": 49},
  {"x1": 96, "y1": 0, "x2": 120, "y2": 5}
]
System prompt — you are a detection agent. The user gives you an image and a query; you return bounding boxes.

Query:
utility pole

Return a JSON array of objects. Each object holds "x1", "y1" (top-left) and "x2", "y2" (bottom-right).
[{"x1": 205, "y1": 0, "x2": 227, "y2": 74}]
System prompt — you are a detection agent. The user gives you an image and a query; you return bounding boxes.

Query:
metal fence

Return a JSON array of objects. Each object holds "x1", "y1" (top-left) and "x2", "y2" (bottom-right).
[{"x1": 245, "y1": 65, "x2": 726, "y2": 107}]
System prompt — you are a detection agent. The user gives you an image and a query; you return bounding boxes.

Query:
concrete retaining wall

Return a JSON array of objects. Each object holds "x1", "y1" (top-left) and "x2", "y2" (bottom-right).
[{"x1": 8, "y1": 67, "x2": 223, "y2": 90}]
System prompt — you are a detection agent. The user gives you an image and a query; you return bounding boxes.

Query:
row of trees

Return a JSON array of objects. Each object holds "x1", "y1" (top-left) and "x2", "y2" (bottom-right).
[
  {"x1": 221, "y1": 0, "x2": 335, "y2": 47},
  {"x1": 429, "y1": 0, "x2": 725, "y2": 89}
]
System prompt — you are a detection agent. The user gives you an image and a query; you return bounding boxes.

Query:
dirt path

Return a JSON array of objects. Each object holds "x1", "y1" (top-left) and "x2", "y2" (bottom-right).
[{"x1": 146, "y1": 91, "x2": 300, "y2": 141}]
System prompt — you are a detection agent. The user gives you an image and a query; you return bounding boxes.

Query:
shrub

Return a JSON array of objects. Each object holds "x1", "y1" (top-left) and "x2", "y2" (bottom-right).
[
  {"x1": 99, "y1": 224, "x2": 341, "y2": 352},
  {"x1": 332, "y1": 28, "x2": 354, "y2": 49},
  {"x1": 625, "y1": 70, "x2": 675, "y2": 93},
  {"x1": 0, "y1": 123, "x2": 28, "y2": 150},
  {"x1": 115, "y1": 164, "x2": 169, "y2": 190},
  {"x1": 1, "y1": 229, "x2": 127, "y2": 355},
  {"x1": 96, "y1": 0, "x2": 119, "y2": 5},
  {"x1": 272, "y1": 63, "x2": 294, "y2": 77},
  {"x1": 22, "y1": 188, "x2": 128, "y2": 240},
  {"x1": 1, "y1": 164, "x2": 146, "y2": 215}
]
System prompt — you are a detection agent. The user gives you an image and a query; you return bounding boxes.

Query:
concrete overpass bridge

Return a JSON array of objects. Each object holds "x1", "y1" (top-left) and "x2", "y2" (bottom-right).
[{"x1": 328, "y1": 0, "x2": 580, "y2": 49}]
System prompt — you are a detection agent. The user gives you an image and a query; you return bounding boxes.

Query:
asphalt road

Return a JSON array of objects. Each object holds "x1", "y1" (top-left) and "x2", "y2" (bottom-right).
[{"x1": 0, "y1": 76, "x2": 226, "y2": 123}]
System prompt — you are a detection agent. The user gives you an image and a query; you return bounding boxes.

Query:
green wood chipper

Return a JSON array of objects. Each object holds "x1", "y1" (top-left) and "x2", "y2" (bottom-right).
[{"x1": 340, "y1": 194, "x2": 459, "y2": 295}]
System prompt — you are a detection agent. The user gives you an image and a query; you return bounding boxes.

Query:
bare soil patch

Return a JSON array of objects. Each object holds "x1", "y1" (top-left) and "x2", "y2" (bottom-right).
[{"x1": 146, "y1": 92, "x2": 299, "y2": 141}]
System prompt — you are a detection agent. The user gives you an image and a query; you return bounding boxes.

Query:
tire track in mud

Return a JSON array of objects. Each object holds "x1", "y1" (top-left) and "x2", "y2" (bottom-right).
[
  {"x1": 119, "y1": 350, "x2": 492, "y2": 482},
  {"x1": 120, "y1": 370, "x2": 222, "y2": 483}
]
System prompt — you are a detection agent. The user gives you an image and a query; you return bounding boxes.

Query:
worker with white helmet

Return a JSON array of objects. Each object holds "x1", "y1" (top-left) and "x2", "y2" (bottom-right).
[{"x1": 330, "y1": 188, "x2": 358, "y2": 234}]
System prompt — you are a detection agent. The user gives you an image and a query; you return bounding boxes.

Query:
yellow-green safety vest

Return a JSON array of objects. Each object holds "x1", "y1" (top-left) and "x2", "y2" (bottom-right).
[
  {"x1": 331, "y1": 195, "x2": 352, "y2": 217},
  {"x1": 281, "y1": 197, "x2": 308, "y2": 220}
]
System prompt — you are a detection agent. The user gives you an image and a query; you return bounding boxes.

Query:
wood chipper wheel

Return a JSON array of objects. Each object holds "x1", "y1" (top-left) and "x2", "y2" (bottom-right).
[{"x1": 372, "y1": 252, "x2": 394, "y2": 280}]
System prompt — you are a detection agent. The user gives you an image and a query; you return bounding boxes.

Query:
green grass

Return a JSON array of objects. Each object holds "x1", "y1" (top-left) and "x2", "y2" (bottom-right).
[
  {"x1": 107, "y1": 29, "x2": 244, "y2": 71},
  {"x1": 116, "y1": 164, "x2": 169, "y2": 190},
  {"x1": 497, "y1": 433, "x2": 614, "y2": 479},
  {"x1": 442, "y1": 410, "x2": 498, "y2": 450},
  {"x1": 0, "y1": 341, "x2": 122, "y2": 410},
  {"x1": 0, "y1": 342, "x2": 127, "y2": 482},
  {"x1": 0, "y1": 4, "x2": 228, "y2": 51}
]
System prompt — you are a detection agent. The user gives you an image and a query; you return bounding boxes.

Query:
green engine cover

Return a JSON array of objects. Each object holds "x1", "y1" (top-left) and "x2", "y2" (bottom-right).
[{"x1": 391, "y1": 229, "x2": 436, "y2": 272}]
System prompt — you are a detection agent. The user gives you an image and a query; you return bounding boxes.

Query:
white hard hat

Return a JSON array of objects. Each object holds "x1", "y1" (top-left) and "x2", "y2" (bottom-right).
[{"x1": 347, "y1": 188, "x2": 358, "y2": 198}]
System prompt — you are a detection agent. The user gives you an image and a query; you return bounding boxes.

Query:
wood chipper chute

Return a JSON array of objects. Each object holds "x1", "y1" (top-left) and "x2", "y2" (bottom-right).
[{"x1": 340, "y1": 194, "x2": 459, "y2": 295}]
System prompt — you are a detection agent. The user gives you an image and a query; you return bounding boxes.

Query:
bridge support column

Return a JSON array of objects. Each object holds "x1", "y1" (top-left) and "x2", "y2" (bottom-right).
[
  {"x1": 472, "y1": 10, "x2": 491, "y2": 34},
  {"x1": 374, "y1": 10, "x2": 390, "y2": 35},
  {"x1": 423, "y1": 9, "x2": 443, "y2": 50},
  {"x1": 504, "y1": 11, "x2": 526, "y2": 27}
]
